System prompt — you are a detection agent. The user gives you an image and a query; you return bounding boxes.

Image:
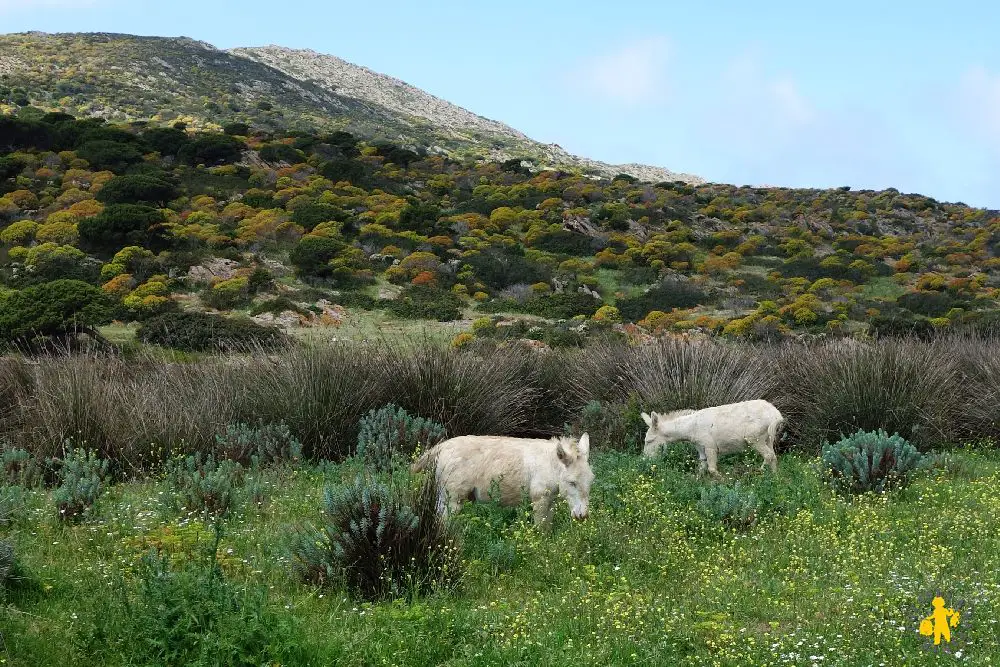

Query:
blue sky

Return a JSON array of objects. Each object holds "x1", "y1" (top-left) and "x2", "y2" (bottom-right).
[{"x1": 3, "y1": 0, "x2": 1000, "y2": 207}]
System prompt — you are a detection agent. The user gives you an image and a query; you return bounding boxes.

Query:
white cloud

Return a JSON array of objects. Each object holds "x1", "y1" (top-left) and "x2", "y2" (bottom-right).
[
  {"x1": 575, "y1": 37, "x2": 670, "y2": 106},
  {"x1": 701, "y1": 52, "x2": 921, "y2": 192},
  {"x1": 769, "y1": 78, "x2": 815, "y2": 125},
  {"x1": 957, "y1": 66, "x2": 1000, "y2": 149},
  {"x1": 719, "y1": 55, "x2": 816, "y2": 133}
]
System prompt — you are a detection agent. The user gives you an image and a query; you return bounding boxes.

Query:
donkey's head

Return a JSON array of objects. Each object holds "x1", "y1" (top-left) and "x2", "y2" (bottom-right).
[
  {"x1": 555, "y1": 433, "x2": 593, "y2": 520},
  {"x1": 640, "y1": 410, "x2": 694, "y2": 457}
]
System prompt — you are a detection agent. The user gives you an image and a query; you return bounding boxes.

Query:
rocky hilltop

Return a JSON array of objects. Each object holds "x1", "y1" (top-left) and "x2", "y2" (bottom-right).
[{"x1": 0, "y1": 32, "x2": 702, "y2": 184}]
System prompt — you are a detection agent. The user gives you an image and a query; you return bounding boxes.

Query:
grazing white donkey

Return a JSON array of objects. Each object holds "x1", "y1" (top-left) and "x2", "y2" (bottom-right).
[
  {"x1": 411, "y1": 433, "x2": 593, "y2": 527},
  {"x1": 641, "y1": 400, "x2": 783, "y2": 476}
]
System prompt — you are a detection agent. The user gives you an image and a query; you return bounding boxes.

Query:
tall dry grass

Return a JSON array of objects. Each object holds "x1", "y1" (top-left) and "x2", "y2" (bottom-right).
[
  {"x1": 949, "y1": 334, "x2": 1000, "y2": 441},
  {"x1": 0, "y1": 342, "x2": 558, "y2": 474},
  {"x1": 774, "y1": 337, "x2": 964, "y2": 450},
  {"x1": 3, "y1": 335, "x2": 1000, "y2": 471}
]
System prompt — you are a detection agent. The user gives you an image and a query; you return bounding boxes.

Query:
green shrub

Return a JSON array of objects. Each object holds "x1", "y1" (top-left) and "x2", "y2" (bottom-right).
[
  {"x1": 0, "y1": 486, "x2": 25, "y2": 526},
  {"x1": 697, "y1": 482, "x2": 762, "y2": 531},
  {"x1": 214, "y1": 421, "x2": 302, "y2": 465},
  {"x1": 0, "y1": 279, "x2": 113, "y2": 348},
  {"x1": 287, "y1": 473, "x2": 460, "y2": 600},
  {"x1": 95, "y1": 174, "x2": 177, "y2": 206},
  {"x1": 897, "y1": 290, "x2": 958, "y2": 317},
  {"x1": 530, "y1": 230, "x2": 594, "y2": 255},
  {"x1": 331, "y1": 290, "x2": 377, "y2": 310},
  {"x1": 137, "y1": 311, "x2": 288, "y2": 352},
  {"x1": 222, "y1": 122, "x2": 249, "y2": 136},
  {"x1": 289, "y1": 235, "x2": 347, "y2": 278},
  {"x1": 0, "y1": 540, "x2": 14, "y2": 591},
  {"x1": 78, "y1": 203, "x2": 167, "y2": 253},
  {"x1": 76, "y1": 139, "x2": 143, "y2": 172},
  {"x1": 356, "y1": 403, "x2": 446, "y2": 471},
  {"x1": 259, "y1": 142, "x2": 302, "y2": 164},
  {"x1": 166, "y1": 453, "x2": 243, "y2": 517},
  {"x1": 465, "y1": 248, "x2": 551, "y2": 290},
  {"x1": 249, "y1": 296, "x2": 308, "y2": 317},
  {"x1": 177, "y1": 133, "x2": 245, "y2": 165},
  {"x1": 480, "y1": 292, "x2": 601, "y2": 319},
  {"x1": 868, "y1": 313, "x2": 934, "y2": 339},
  {"x1": 1, "y1": 447, "x2": 42, "y2": 487},
  {"x1": 576, "y1": 399, "x2": 644, "y2": 454},
  {"x1": 199, "y1": 278, "x2": 251, "y2": 311},
  {"x1": 84, "y1": 539, "x2": 305, "y2": 666},
  {"x1": 617, "y1": 278, "x2": 708, "y2": 322},
  {"x1": 384, "y1": 286, "x2": 463, "y2": 321},
  {"x1": 142, "y1": 126, "x2": 189, "y2": 156},
  {"x1": 822, "y1": 429, "x2": 923, "y2": 495},
  {"x1": 291, "y1": 203, "x2": 346, "y2": 231},
  {"x1": 53, "y1": 447, "x2": 109, "y2": 521}
]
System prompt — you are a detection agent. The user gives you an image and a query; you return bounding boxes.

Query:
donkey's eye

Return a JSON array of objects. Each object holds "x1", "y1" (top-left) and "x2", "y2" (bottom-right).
[{"x1": 568, "y1": 481, "x2": 577, "y2": 487}]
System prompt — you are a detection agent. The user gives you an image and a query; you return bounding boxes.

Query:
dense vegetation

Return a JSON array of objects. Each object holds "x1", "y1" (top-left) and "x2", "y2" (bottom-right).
[
  {"x1": 2, "y1": 340, "x2": 1000, "y2": 664},
  {"x1": 2, "y1": 448, "x2": 998, "y2": 666},
  {"x1": 3, "y1": 108, "x2": 1000, "y2": 349},
  {"x1": 5, "y1": 32, "x2": 1000, "y2": 667}
]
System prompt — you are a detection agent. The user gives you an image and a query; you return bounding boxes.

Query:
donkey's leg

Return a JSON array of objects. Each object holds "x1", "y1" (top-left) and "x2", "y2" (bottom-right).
[
  {"x1": 705, "y1": 447, "x2": 721, "y2": 478},
  {"x1": 532, "y1": 493, "x2": 555, "y2": 531},
  {"x1": 749, "y1": 437, "x2": 778, "y2": 473},
  {"x1": 697, "y1": 446, "x2": 708, "y2": 474}
]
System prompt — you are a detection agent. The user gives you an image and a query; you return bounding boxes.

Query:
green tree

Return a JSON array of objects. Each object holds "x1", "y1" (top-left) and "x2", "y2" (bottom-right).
[
  {"x1": 142, "y1": 127, "x2": 189, "y2": 156},
  {"x1": 177, "y1": 134, "x2": 245, "y2": 166},
  {"x1": 259, "y1": 143, "x2": 301, "y2": 164},
  {"x1": 0, "y1": 280, "x2": 112, "y2": 347},
  {"x1": 223, "y1": 122, "x2": 250, "y2": 136},
  {"x1": 78, "y1": 204, "x2": 167, "y2": 254},
  {"x1": 76, "y1": 140, "x2": 144, "y2": 171},
  {"x1": 291, "y1": 203, "x2": 347, "y2": 231},
  {"x1": 96, "y1": 174, "x2": 177, "y2": 206}
]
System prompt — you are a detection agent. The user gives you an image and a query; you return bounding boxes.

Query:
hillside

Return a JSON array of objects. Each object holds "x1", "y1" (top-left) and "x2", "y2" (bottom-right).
[
  {"x1": 2, "y1": 107, "x2": 1000, "y2": 351},
  {"x1": 0, "y1": 31, "x2": 701, "y2": 183}
]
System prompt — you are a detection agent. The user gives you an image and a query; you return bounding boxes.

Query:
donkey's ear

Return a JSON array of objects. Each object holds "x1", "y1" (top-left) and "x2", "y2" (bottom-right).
[
  {"x1": 641, "y1": 412, "x2": 652, "y2": 427},
  {"x1": 556, "y1": 442, "x2": 571, "y2": 466},
  {"x1": 577, "y1": 433, "x2": 590, "y2": 458}
]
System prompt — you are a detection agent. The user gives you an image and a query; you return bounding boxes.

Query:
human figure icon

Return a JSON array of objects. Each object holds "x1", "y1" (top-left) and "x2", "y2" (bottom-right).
[{"x1": 920, "y1": 596, "x2": 959, "y2": 645}]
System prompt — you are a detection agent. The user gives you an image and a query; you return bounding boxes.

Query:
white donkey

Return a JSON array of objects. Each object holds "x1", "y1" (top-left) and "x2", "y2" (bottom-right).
[
  {"x1": 411, "y1": 433, "x2": 593, "y2": 527},
  {"x1": 641, "y1": 399, "x2": 783, "y2": 476}
]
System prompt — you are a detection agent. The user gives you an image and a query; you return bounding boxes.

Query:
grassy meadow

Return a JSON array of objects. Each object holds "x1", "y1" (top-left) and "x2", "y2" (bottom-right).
[
  {"x1": 4, "y1": 337, "x2": 1000, "y2": 665},
  {"x1": 3, "y1": 448, "x2": 1000, "y2": 666}
]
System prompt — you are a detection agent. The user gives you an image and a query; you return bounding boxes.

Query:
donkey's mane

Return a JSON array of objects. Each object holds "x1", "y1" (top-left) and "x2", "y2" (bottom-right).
[{"x1": 660, "y1": 408, "x2": 697, "y2": 421}]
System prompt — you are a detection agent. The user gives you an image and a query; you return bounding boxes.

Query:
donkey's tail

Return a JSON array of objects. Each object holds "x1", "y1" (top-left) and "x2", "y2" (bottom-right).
[
  {"x1": 410, "y1": 447, "x2": 435, "y2": 473},
  {"x1": 768, "y1": 416, "x2": 786, "y2": 448}
]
